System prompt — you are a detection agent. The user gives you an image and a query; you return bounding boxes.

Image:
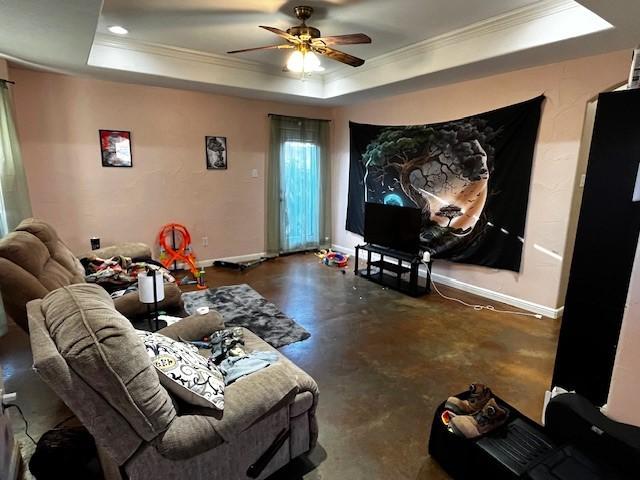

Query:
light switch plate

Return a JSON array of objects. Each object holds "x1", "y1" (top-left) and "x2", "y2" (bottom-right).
[{"x1": 251, "y1": 169, "x2": 258, "y2": 178}]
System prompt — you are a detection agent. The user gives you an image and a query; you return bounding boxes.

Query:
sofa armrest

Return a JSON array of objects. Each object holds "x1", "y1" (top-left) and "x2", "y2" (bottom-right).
[
  {"x1": 82, "y1": 242, "x2": 152, "y2": 260},
  {"x1": 157, "y1": 311, "x2": 225, "y2": 341},
  {"x1": 113, "y1": 282, "x2": 183, "y2": 318},
  {"x1": 151, "y1": 328, "x2": 320, "y2": 461},
  {"x1": 152, "y1": 413, "x2": 225, "y2": 461},
  {"x1": 153, "y1": 368, "x2": 299, "y2": 460}
]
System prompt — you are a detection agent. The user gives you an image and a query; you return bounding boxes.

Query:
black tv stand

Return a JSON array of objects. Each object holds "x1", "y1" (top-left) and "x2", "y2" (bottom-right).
[{"x1": 354, "y1": 243, "x2": 430, "y2": 297}]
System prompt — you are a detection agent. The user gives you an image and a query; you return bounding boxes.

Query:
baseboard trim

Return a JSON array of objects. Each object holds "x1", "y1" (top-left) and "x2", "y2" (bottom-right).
[
  {"x1": 426, "y1": 271, "x2": 564, "y2": 319},
  {"x1": 332, "y1": 243, "x2": 564, "y2": 319}
]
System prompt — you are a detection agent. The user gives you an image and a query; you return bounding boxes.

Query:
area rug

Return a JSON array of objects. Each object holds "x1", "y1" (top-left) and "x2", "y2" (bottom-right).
[{"x1": 181, "y1": 284, "x2": 310, "y2": 348}]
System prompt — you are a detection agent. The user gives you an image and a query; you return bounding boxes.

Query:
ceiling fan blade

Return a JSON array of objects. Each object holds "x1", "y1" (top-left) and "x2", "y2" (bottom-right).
[
  {"x1": 313, "y1": 33, "x2": 371, "y2": 46},
  {"x1": 259, "y1": 26, "x2": 300, "y2": 44},
  {"x1": 227, "y1": 44, "x2": 294, "y2": 54},
  {"x1": 314, "y1": 46, "x2": 365, "y2": 67}
]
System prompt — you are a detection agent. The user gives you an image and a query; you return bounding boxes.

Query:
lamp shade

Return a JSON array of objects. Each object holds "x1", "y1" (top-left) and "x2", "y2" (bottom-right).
[
  {"x1": 303, "y1": 51, "x2": 322, "y2": 72},
  {"x1": 286, "y1": 50, "x2": 304, "y2": 72},
  {"x1": 138, "y1": 271, "x2": 165, "y2": 304},
  {"x1": 286, "y1": 49, "x2": 324, "y2": 74}
]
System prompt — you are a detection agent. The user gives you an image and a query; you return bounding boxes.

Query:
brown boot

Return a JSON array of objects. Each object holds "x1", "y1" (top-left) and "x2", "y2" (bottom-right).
[
  {"x1": 449, "y1": 398, "x2": 509, "y2": 439},
  {"x1": 444, "y1": 383, "x2": 492, "y2": 415}
]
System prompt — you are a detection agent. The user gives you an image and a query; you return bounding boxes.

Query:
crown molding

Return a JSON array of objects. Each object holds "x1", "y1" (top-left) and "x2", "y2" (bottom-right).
[
  {"x1": 323, "y1": 0, "x2": 583, "y2": 84},
  {"x1": 89, "y1": 33, "x2": 325, "y2": 98},
  {"x1": 92, "y1": 33, "x2": 291, "y2": 78}
]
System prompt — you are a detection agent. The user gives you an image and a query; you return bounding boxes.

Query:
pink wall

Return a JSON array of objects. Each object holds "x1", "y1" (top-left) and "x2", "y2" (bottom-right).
[
  {"x1": 9, "y1": 68, "x2": 331, "y2": 258},
  {"x1": 331, "y1": 50, "x2": 630, "y2": 310},
  {"x1": 9, "y1": 50, "x2": 631, "y2": 312}
]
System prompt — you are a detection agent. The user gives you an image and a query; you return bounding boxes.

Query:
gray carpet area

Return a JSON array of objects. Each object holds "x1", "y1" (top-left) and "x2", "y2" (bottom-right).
[{"x1": 182, "y1": 284, "x2": 310, "y2": 348}]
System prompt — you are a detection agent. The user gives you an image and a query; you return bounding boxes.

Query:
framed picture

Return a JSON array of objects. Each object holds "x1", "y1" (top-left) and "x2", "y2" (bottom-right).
[
  {"x1": 205, "y1": 136, "x2": 227, "y2": 170},
  {"x1": 99, "y1": 130, "x2": 132, "y2": 167}
]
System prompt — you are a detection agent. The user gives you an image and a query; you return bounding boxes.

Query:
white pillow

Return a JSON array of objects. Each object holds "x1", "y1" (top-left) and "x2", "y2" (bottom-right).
[{"x1": 136, "y1": 330, "x2": 224, "y2": 410}]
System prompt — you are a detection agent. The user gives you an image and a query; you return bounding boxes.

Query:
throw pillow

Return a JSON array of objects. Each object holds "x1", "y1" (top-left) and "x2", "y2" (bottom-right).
[{"x1": 136, "y1": 330, "x2": 225, "y2": 410}]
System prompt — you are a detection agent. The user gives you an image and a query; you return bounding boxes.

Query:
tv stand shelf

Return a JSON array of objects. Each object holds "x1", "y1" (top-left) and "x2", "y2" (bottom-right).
[
  {"x1": 354, "y1": 243, "x2": 430, "y2": 297},
  {"x1": 370, "y1": 260, "x2": 411, "y2": 275}
]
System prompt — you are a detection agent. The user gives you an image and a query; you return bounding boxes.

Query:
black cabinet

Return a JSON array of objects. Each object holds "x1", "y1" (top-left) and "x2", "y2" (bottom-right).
[{"x1": 552, "y1": 89, "x2": 640, "y2": 405}]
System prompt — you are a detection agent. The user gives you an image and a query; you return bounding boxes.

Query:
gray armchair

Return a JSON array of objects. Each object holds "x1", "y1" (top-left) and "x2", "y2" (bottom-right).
[
  {"x1": 0, "y1": 218, "x2": 182, "y2": 331},
  {"x1": 28, "y1": 284, "x2": 319, "y2": 480}
]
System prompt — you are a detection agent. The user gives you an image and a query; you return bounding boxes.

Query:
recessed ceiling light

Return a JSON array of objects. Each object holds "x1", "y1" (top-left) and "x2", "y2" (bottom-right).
[{"x1": 108, "y1": 25, "x2": 128, "y2": 35}]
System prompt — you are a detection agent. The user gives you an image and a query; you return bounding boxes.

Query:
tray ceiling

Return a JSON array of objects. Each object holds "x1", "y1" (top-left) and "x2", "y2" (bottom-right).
[{"x1": 97, "y1": 0, "x2": 541, "y2": 72}]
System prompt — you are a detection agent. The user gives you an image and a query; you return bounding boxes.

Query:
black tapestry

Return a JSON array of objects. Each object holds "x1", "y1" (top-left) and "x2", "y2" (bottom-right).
[{"x1": 346, "y1": 96, "x2": 544, "y2": 272}]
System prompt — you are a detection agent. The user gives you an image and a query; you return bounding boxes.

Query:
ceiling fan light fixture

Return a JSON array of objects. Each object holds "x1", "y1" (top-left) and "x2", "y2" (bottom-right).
[
  {"x1": 303, "y1": 51, "x2": 324, "y2": 72},
  {"x1": 287, "y1": 49, "x2": 324, "y2": 74},
  {"x1": 286, "y1": 50, "x2": 304, "y2": 72},
  {"x1": 228, "y1": 6, "x2": 369, "y2": 72}
]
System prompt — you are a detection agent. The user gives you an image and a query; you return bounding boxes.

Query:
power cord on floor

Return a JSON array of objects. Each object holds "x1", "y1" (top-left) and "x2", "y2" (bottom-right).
[
  {"x1": 4, "y1": 403, "x2": 37, "y2": 445},
  {"x1": 422, "y1": 261, "x2": 543, "y2": 319}
]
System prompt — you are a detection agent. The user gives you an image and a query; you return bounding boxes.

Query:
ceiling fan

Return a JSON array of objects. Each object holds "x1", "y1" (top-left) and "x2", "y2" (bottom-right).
[{"x1": 227, "y1": 5, "x2": 371, "y2": 75}]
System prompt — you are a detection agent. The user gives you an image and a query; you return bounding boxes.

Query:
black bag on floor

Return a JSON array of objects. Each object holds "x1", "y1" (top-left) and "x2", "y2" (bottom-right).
[{"x1": 29, "y1": 426, "x2": 103, "y2": 479}]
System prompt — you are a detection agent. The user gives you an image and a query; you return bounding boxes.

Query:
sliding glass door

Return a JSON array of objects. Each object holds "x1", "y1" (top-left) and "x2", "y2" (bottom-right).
[
  {"x1": 267, "y1": 115, "x2": 330, "y2": 255},
  {"x1": 280, "y1": 140, "x2": 321, "y2": 253}
]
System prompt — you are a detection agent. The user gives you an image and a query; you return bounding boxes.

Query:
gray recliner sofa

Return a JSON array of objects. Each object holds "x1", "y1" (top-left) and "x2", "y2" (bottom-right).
[
  {"x1": 0, "y1": 218, "x2": 182, "y2": 332},
  {"x1": 28, "y1": 284, "x2": 319, "y2": 480}
]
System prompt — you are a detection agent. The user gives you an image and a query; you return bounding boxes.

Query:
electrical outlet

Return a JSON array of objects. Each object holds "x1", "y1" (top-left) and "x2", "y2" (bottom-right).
[
  {"x1": 202, "y1": 236, "x2": 208, "y2": 247},
  {"x1": 251, "y1": 169, "x2": 258, "y2": 178}
]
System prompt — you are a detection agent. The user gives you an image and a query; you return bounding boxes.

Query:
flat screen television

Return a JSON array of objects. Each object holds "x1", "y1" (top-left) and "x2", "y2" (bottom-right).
[{"x1": 364, "y1": 202, "x2": 422, "y2": 254}]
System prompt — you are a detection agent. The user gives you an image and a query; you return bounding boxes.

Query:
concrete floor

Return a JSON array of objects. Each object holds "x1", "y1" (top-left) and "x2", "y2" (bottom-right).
[{"x1": 0, "y1": 253, "x2": 561, "y2": 479}]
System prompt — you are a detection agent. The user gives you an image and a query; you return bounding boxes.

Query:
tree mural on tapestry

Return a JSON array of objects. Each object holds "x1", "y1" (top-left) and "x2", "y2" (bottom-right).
[{"x1": 346, "y1": 96, "x2": 544, "y2": 272}]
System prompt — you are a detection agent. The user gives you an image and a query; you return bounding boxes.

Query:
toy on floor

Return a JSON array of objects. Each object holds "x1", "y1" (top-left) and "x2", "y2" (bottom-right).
[
  {"x1": 315, "y1": 249, "x2": 349, "y2": 271},
  {"x1": 158, "y1": 223, "x2": 207, "y2": 289},
  {"x1": 213, "y1": 257, "x2": 270, "y2": 271}
]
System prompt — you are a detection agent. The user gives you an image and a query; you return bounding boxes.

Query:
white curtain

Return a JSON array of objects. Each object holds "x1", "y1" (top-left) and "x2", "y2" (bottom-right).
[{"x1": 0, "y1": 81, "x2": 32, "y2": 335}]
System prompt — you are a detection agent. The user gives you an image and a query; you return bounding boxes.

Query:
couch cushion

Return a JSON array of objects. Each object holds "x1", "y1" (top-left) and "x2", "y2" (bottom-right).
[
  {"x1": 173, "y1": 329, "x2": 316, "y2": 440},
  {"x1": 0, "y1": 231, "x2": 49, "y2": 276},
  {"x1": 0, "y1": 232, "x2": 53, "y2": 331},
  {"x1": 157, "y1": 310, "x2": 225, "y2": 342},
  {"x1": 83, "y1": 242, "x2": 152, "y2": 260},
  {"x1": 16, "y1": 218, "x2": 86, "y2": 279},
  {"x1": 0, "y1": 220, "x2": 86, "y2": 320},
  {"x1": 28, "y1": 297, "x2": 144, "y2": 466},
  {"x1": 137, "y1": 330, "x2": 225, "y2": 410},
  {"x1": 40, "y1": 284, "x2": 176, "y2": 441},
  {"x1": 15, "y1": 218, "x2": 60, "y2": 253}
]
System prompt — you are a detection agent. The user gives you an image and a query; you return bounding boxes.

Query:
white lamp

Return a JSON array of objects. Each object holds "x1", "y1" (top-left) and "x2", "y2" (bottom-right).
[{"x1": 139, "y1": 270, "x2": 165, "y2": 330}]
